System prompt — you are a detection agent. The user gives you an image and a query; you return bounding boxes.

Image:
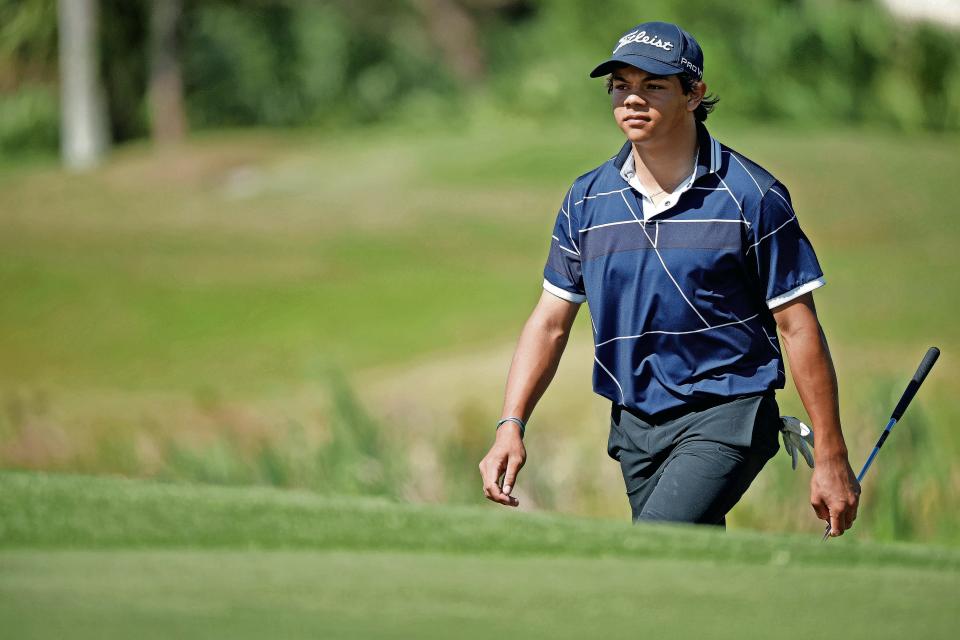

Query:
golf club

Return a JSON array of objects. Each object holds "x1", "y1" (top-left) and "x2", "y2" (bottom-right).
[{"x1": 821, "y1": 346, "x2": 941, "y2": 541}]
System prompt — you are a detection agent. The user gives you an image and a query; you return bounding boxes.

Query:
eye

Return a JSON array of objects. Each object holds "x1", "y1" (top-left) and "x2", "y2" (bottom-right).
[{"x1": 647, "y1": 83, "x2": 666, "y2": 90}]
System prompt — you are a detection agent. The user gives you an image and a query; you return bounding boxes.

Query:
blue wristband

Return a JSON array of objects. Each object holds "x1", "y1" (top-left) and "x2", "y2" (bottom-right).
[{"x1": 496, "y1": 416, "x2": 526, "y2": 438}]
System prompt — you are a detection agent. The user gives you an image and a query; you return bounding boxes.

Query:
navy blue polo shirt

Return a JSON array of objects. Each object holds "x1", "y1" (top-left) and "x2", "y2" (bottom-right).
[{"x1": 542, "y1": 121, "x2": 825, "y2": 417}]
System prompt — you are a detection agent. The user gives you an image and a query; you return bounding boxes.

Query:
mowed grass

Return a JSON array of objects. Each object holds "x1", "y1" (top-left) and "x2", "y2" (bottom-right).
[
  {"x1": 2, "y1": 120, "x2": 957, "y2": 391},
  {"x1": 4, "y1": 551, "x2": 958, "y2": 640},
  {"x1": 1, "y1": 117, "x2": 959, "y2": 541},
  {"x1": 0, "y1": 125, "x2": 584, "y2": 392},
  {"x1": 1, "y1": 472, "x2": 959, "y2": 640}
]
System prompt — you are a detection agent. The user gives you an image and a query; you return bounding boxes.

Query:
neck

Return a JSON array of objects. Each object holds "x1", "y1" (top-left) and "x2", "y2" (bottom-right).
[{"x1": 631, "y1": 118, "x2": 698, "y2": 193}]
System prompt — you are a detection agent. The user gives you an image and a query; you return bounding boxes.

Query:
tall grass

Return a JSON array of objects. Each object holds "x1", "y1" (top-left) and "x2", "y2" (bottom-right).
[{"x1": 0, "y1": 371, "x2": 407, "y2": 501}]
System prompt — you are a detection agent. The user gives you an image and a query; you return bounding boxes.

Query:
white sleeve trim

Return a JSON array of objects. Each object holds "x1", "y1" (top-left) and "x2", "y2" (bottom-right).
[
  {"x1": 766, "y1": 277, "x2": 826, "y2": 309},
  {"x1": 543, "y1": 279, "x2": 586, "y2": 304}
]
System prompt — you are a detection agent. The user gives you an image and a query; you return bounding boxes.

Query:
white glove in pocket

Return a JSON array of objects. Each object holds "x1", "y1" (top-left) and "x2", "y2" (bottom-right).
[{"x1": 780, "y1": 416, "x2": 815, "y2": 470}]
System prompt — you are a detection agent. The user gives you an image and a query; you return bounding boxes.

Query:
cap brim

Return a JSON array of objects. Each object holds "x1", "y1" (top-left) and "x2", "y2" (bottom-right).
[{"x1": 589, "y1": 54, "x2": 681, "y2": 78}]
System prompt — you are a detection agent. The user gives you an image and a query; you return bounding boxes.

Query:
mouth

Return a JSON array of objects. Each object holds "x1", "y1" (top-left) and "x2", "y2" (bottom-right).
[{"x1": 622, "y1": 114, "x2": 651, "y2": 126}]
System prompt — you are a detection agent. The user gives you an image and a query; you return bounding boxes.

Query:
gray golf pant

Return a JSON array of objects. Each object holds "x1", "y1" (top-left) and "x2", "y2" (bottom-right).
[{"x1": 607, "y1": 394, "x2": 782, "y2": 526}]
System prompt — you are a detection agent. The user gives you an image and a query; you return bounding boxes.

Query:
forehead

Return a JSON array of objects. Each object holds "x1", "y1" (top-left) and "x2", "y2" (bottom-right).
[{"x1": 609, "y1": 64, "x2": 674, "y2": 82}]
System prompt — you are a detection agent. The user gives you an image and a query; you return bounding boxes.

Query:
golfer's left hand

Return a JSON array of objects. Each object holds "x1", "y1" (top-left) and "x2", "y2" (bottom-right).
[
  {"x1": 478, "y1": 422, "x2": 526, "y2": 507},
  {"x1": 810, "y1": 456, "x2": 860, "y2": 536}
]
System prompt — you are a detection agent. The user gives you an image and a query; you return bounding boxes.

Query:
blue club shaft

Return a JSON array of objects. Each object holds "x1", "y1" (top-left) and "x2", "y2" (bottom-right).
[
  {"x1": 820, "y1": 417, "x2": 897, "y2": 541},
  {"x1": 857, "y1": 417, "x2": 897, "y2": 483},
  {"x1": 820, "y1": 347, "x2": 939, "y2": 541}
]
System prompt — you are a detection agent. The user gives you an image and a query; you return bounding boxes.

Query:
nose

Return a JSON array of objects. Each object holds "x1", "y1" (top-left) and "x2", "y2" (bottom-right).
[{"x1": 623, "y1": 91, "x2": 646, "y2": 107}]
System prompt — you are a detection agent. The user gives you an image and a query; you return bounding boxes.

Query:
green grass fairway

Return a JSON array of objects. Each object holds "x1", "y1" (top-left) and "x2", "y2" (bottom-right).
[
  {"x1": 1, "y1": 120, "x2": 959, "y2": 540},
  {"x1": 4, "y1": 550, "x2": 958, "y2": 640},
  {"x1": 2, "y1": 472, "x2": 958, "y2": 639}
]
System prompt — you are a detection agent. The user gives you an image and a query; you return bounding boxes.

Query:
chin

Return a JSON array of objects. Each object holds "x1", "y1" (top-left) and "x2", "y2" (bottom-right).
[{"x1": 622, "y1": 127, "x2": 654, "y2": 144}]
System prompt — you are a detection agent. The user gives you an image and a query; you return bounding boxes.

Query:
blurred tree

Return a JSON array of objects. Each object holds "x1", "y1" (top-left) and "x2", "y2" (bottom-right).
[
  {"x1": 911, "y1": 24, "x2": 958, "y2": 130},
  {"x1": 412, "y1": 0, "x2": 486, "y2": 82},
  {"x1": 0, "y1": 0, "x2": 57, "y2": 90},
  {"x1": 148, "y1": 0, "x2": 186, "y2": 144},
  {"x1": 2, "y1": 0, "x2": 959, "y2": 156},
  {"x1": 57, "y1": 0, "x2": 109, "y2": 169},
  {"x1": 100, "y1": 0, "x2": 149, "y2": 144},
  {"x1": 409, "y1": 0, "x2": 535, "y2": 83}
]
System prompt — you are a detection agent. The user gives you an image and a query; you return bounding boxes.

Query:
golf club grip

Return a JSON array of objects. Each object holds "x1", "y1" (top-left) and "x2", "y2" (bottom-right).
[{"x1": 890, "y1": 347, "x2": 940, "y2": 421}]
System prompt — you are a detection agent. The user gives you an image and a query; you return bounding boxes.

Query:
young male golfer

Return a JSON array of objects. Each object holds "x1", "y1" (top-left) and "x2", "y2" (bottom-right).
[{"x1": 478, "y1": 21, "x2": 861, "y2": 535}]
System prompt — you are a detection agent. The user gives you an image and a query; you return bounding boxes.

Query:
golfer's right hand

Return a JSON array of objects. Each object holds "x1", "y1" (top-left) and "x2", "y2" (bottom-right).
[{"x1": 478, "y1": 422, "x2": 526, "y2": 507}]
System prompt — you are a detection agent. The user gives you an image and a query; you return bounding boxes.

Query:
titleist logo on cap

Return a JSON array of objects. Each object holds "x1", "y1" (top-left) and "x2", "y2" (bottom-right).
[{"x1": 613, "y1": 30, "x2": 674, "y2": 54}]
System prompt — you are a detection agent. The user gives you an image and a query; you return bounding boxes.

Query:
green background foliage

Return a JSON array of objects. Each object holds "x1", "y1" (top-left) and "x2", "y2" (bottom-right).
[{"x1": 2, "y1": 0, "x2": 960, "y2": 155}]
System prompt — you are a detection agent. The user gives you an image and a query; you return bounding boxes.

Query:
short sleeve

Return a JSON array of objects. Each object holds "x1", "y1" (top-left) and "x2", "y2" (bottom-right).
[
  {"x1": 746, "y1": 182, "x2": 825, "y2": 309},
  {"x1": 542, "y1": 185, "x2": 586, "y2": 304}
]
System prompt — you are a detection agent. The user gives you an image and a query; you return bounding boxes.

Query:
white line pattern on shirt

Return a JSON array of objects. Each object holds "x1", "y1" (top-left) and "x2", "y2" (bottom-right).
[
  {"x1": 594, "y1": 313, "x2": 761, "y2": 348},
  {"x1": 716, "y1": 173, "x2": 750, "y2": 226},
  {"x1": 561, "y1": 189, "x2": 581, "y2": 255},
  {"x1": 574, "y1": 187, "x2": 631, "y2": 205},
  {"x1": 746, "y1": 213, "x2": 797, "y2": 253},
  {"x1": 656, "y1": 218, "x2": 748, "y2": 224},
  {"x1": 744, "y1": 185, "x2": 798, "y2": 256},
  {"x1": 594, "y1": 353, "x2": 625, "y2": 404},
  {"x1": 551, "y1": 235, "x2": 581, "y2": 256},
  {"x1": 769, "y1": 185, "x2": 791, "y2": 206},
  {"x1": 590, "y1": 313, "x2": 624, "y2": 401},
  {"x1": 759, "y1": 325, "x2": 786, "y2": 375},
  {"x1": 580, "y1": 219, "x2": 637, "y2": 233},
  {"x1": 578, "y1": 218, "x2": 748, "y2": 233},
  {"x1": 729, "y1": 152, "x2": 764, "y2": 196},
  {"x1": 620, "y1": 191, "x2": 711, "y2": 328}
]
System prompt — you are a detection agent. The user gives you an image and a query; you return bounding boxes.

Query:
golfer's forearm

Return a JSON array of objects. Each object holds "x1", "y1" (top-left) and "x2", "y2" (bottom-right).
[
  {"x1": 781, "y1": 322, "x2": 848, "y2": 461},
  {"x1": 500, "y1": 314, "x2": 571, "y2": 423}
]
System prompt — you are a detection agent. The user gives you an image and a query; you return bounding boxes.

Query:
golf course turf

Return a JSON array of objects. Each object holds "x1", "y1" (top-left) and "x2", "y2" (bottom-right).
[{"x1": 2, "y1": 472, "x2": 958, "y2": 639}]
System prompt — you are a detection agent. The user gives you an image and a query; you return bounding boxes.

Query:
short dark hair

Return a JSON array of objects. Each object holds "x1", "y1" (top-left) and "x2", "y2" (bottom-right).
[{"x1": 605, "y1": 71, "x2": 719, "y2": 122}]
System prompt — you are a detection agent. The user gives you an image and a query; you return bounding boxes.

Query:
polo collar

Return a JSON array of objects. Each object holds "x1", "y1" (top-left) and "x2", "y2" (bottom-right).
[
  {"x1": 612, "y1": 120, "x2": 720, "y2": 181},
  {"x1": 694, "y1": 120, "x2": 721, "y2": 179}
]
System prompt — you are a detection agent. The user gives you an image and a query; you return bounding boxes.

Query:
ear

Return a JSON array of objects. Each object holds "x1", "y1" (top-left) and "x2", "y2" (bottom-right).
[{"x1": 687, "y1": 80, "x2": 707, "y2": 112}]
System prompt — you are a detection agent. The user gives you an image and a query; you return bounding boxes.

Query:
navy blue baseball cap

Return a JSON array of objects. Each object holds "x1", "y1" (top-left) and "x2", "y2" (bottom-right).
[{"x1": 589, "y1": 21, "x2": 703, "y2": 79}]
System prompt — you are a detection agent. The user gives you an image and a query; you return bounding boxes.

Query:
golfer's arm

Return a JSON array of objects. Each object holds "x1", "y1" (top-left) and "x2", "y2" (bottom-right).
[
  {"x1": 773, "y1": 292, "x2": 849, "y2": 461},
  {"x1": 500, "y1": 290, "x2": 581, "y2": 425}
]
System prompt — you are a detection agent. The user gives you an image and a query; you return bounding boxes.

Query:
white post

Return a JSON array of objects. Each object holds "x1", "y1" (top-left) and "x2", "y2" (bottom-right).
[{"x1": 57, "y1": 0, "x2": 109, "y2": 171}]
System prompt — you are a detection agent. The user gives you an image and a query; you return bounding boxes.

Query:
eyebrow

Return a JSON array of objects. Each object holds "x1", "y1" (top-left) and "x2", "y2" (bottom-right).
[{"x1": 611, "y1": 72, "x2": 669, "y2": 82}]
